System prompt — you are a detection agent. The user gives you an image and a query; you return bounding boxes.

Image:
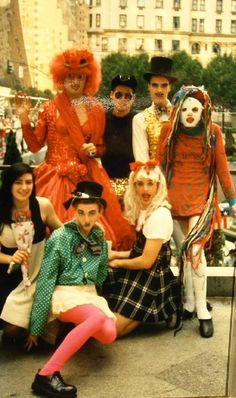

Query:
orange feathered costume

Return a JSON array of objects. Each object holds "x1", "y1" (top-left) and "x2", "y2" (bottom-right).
[{"x1": 21, "y1": 49, "x2": 135, "y2": 249}]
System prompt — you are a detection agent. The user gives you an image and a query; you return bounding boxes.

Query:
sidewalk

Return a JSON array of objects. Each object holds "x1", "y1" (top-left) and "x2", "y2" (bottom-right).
[{"x1": 0, "y1": 296, "x2": 235, "y2": 398}]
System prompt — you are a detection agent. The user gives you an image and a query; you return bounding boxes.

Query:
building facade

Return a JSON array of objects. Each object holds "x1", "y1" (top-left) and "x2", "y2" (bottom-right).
[
  {"x1": 1, "y1": 0, "x2": 236, "y2": 90},
  {"x1": 87, "y1": 0, "x2": 236, "y2": 65},
  {"x1": 0, "y1": 0, "x2": 89, "y2": 90}
]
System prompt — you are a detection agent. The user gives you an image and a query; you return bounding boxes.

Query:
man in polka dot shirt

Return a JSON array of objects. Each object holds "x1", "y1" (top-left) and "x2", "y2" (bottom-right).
[{"x1": 28, "y1": 181, "x2": 116, "y2": 398}]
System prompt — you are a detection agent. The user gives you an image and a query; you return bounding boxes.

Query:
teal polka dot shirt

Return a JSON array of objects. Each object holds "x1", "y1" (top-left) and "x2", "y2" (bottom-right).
[{"x1": 30, "y1": 221, "x2": 109, "y2": 336}]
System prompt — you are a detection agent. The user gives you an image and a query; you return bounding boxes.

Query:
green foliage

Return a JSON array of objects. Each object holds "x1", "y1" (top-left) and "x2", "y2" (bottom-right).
[
  {"x1": 224, "y1": 128, "x2": 236, "y2": 156},
  {"x1": 171, "y1": 51, "x2": 204, "y2": 94},
  {"x1": 99, "y1": 52, "x2": 150, "y2": 110},
  {"x1": 43, "y1": 89, "x2": 54, "y2": 99},
  {"x1": 203, "y1": 54, "x2": 236, "y2": 110},
  {"x1": 99, "y1": 51, "x2": 204, "y2": 110},
  {"x1": 23, "y1": 86, "x2": 53, "y2": 99}
]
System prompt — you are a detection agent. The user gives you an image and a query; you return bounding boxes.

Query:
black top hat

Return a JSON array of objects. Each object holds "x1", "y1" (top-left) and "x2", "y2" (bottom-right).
[
  {"x1": 111, "y1": 75, "x2": 137, "y2": 91},
  {"x1": 64, "y1": 181, "x2": 107, "y2": 209},
  {"x1": 143, "y1": 56, "x2": 177, "y2": 83}
]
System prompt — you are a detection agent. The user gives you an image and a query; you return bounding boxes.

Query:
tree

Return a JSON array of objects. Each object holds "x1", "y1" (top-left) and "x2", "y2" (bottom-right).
[
  {"x1": 203, "y1": 54, "x2": 236, "y2": 110},
  {"x1": 99, "y1": 52, "x2": 150, "y2": 110},
  {"x1": 171, "y1": 51, "x2": 204, "y2": 95}
]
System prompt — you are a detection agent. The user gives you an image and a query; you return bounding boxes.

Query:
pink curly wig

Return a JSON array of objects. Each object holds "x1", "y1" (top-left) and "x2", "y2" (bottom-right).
[{"x1": 50, "y1": 48, "x2": 102, "y2": 95}]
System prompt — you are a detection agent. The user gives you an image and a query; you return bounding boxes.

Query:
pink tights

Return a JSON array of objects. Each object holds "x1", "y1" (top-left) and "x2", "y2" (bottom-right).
[{"x1": 39, "y1": 304, "x2": 117, "y2": 376}]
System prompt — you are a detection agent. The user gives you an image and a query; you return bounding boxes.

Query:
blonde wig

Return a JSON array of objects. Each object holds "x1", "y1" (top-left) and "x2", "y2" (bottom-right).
[{"x1": 124, "y1": 162, "x2": 171, "y2": 226}]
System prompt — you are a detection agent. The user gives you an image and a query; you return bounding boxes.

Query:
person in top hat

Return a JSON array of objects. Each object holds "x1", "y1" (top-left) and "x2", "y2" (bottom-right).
[
  {"x1": 27, "y1": 180, "x2": 117, "y2": 397},
  {"x1": 132, "y1": 56, "x2": 177, "y2": 162},
  {"x1": 101, "y1": 75, "x2": 137, "y2": 200},
  {"x1": 132, "y1": 57, "x2": 184, "y2": 253}
]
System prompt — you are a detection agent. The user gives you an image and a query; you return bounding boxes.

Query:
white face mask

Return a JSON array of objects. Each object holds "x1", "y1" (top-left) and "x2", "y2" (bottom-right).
[{"x1": 180, "y1": 97, "x2": 203, "y2": 128}]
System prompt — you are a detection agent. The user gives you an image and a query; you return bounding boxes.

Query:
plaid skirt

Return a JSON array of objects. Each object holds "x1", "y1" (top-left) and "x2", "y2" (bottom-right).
[{"x1": 102, "y1": 239, "x2": 180, "y2": 323}]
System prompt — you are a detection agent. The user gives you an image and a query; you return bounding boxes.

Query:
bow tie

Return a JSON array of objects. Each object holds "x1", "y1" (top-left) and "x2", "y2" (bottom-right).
[
  {"x1": 155, "y1": 105, "x2": 169, "y2": 113},
  {"x1": 73, "y1": 239, "x2": 102, "y2": 256}
]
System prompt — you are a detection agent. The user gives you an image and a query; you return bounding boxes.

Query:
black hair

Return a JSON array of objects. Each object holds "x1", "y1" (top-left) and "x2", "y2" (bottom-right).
[{"x1": 0, "y1": 163, "x2": 36, "y2": 226}]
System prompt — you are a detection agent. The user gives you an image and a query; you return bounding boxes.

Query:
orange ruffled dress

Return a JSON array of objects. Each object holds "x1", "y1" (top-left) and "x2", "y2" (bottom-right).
[
  {"x1": 21, "y1": 93, "x2": 135, "y2": 249},
  {"x1": 158, "y1": 122, "x2": 236, "y2": 218}
]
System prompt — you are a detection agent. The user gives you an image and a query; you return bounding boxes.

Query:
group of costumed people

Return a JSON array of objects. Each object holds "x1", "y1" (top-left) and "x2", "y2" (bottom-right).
[{"x1": 0, "y1": 47, "x2": 236, "y2": 397}]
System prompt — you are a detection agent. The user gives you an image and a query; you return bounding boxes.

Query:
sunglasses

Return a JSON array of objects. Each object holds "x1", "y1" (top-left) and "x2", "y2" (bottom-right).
[{"x1": 114, "y1": 91, "x2": 134, "y2": 100}]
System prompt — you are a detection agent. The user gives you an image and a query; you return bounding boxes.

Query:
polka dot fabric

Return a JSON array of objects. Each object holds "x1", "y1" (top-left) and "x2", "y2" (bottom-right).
[{"x1": 30, "y1": 221, "x2": 108, "y2": 336}]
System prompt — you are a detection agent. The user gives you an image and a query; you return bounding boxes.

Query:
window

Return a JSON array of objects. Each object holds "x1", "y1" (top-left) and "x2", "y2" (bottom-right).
[
  {"x1": 231, "y1": 20, "x2": 236, "y2": 33},
  {"x1": 192, "y1": 0, "x2": 198, "y2": 10},
  {"x1": 137, "y1": 0, "x2": 145, "y2": 7},
  {"x1": 200, "y1": 0, "x2": 205, "y2": 10},
  {"x1": 155, "y1": 15, "x2": 162, "y2": 30},
  {"x1": 172, "y1": 40, "x2": 180, "y2": 50},
  {"x1": 155, "y1": 0, "x2": 163, "y2": 7},
  {"x1": 173, "y1": 16, "x2": 180, "y2": 29},
  {"x1": 192, "y1": 18, "x2": 197, "y2": 32},
  {"x1": 137, "y1": 15, "x2": 144, "y2": 28},
  {"x1": 216, "y1": 19, "x2": 222, "y2": 33},
  {"x1": 96, "y1": 13, "x2": 101, "y2": 27},
  {"x1": 199, "y1": 18, "x2": 204, "y2": 32},
  {"x1": 96, "y1": 0, "x2": 101, "y2": 5},
  {"x1": 136, "y1": 38, "x2": 144, "y2": 50},
  {"x1": 102, "y1": 36, "x2": 108, "y2": 51},
  {"x1": 191, "y1": 42, "x2": 200, "y2": 54},
  {"x1": 216, "y1": 0, "x2": 223, "y2": 13},
  {"x1": 173, "y1": 0, "x2": 181, "y2": 10},
  {"x1": 89, "y1": 14, "x2": 92, "y2": 27},
  {"x1": 118, "y1": 37, "x2": 127, "y2": 51},
  {"x1": 119, "y1": 14, "x2": 127, "y2": 27},
  {"x1": 212, "y1": 43, "x2": 221, "y2": 54},
  {"x1": 154, "y1": 39, "x2": 163, "y2": 51},
  {"x1": 89, "y1": 0, "x2": 93, "y2": 6},
  {"x1": 95, "y1": 35, "x2": 100, "y2": 46},
  {"x1": 120, "y1": 0, "x2": 127, "y2": 8},
  {"x1": 232, "y1": 0, "x2": 236, "y2": 13}
]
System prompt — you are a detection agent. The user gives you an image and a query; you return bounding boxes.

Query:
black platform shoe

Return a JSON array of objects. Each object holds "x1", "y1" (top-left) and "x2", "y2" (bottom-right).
[
  {"x1": 31, "y1": 371, "x2": 77, "y2": 398},
  {"x1": 199, "y1": 318, "x2": 214, "y2": 338},
  {"x1": 207, "y1": 301, "x2": 213, "y2": 311},
  {"x1": 182, "y1": 309, "x2": 195, "y2": 320}
]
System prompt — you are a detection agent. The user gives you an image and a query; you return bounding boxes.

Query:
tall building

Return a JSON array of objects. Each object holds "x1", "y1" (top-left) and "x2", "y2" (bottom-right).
[
  {"x1": 87, "y1": 0, "x2": 236, "y2": 66},
  {"x1": 1, "y1": 0, "x2": 236, "y2": 90},
  {"x1": 0, "y1": 0, "x2": 89, "y2": 90}
]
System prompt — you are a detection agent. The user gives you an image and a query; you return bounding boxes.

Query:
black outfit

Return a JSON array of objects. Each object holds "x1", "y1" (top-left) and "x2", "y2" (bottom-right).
[
  {"x1": 0, "y1": 198, "x2": 46, "y2": 325},
  {"x1": 101, "y1": 111, "x2": 136, "y2": 178},
  {"x1": 102, "y1": 229, "x2": 180, "y2": 323}
]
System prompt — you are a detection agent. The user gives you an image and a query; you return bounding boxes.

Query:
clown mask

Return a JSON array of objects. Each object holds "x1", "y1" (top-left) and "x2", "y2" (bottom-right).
[{"x1": 180, "y1": 97, "x2": 203, "y2": 128}]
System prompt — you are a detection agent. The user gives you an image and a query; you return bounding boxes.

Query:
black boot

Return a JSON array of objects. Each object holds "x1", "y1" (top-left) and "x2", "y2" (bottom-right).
[
  {"x1": 199, "y1": 318, "x2": 214, "y2": 338},
  {"x1": 182, "y1": 309, "x2": 195, "y2": 320},
  {"x1": 31, "y1": 371, "x2": 77, "y2": 397},
  {"x1": 207, "y1": 301, "x2": 213, "y2": 311}
]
